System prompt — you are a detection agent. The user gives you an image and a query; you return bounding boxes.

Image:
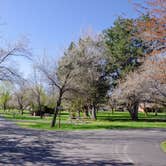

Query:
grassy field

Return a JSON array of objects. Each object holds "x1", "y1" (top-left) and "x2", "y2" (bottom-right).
[
  {"x1": 0, "y1": 109, "x2": 166, "y2": 130},
  {"x1": 160, "y1": 141, "x2": 166, "y2": 153}
]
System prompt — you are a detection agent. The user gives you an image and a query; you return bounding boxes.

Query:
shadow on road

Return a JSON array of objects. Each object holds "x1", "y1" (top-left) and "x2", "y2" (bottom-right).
[{"x1": 0, "y1": 118, "x2": 134, "y2": 166}]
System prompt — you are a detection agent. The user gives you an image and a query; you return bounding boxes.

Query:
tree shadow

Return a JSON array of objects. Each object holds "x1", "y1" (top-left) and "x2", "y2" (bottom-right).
[
  {"x1": 99, "y1": 116, "x2": 166, "y2": 122},
  {"x1": 0, "y1": 118, "x2": 134, "y2": 166}
]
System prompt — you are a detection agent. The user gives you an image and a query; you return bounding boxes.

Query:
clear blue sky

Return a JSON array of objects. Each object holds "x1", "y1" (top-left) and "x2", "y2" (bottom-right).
[{"x1": 0, "y1": 0, "x2": 143, "y2": 77}]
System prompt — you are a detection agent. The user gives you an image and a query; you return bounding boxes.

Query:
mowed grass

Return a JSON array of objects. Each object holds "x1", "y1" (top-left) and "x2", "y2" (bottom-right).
[
  {"x1": 0, "y1": 109, "x2": 166, "y2": 130},
  {"x1": 160, "y1": 141, "x2": 166, "y2": 153}
]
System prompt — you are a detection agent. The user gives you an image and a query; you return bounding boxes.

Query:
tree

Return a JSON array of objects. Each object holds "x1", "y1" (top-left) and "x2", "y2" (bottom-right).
[
  {"x1": 143, "y1": 54, "x2": 166, "y2": 106},
  {"x1": 0, "y1": 39, "x2": 31, "y2": 111},
  {"x1": 103, "y1": 17, "x2": 144, "y2": 79},
  {"x1": 112, "y1": 54, "x2": 166, "y2": 120},
  {"x1": 28, "y1": 68, "x2": 47, "y2": 118},
  {"x1": 67, "y1": 98, "x2": 83, "y2": 119},
  {"x1": 14, "y1": 80, "x2": 29, "y2": 115},
  {"x1": 37, "y1": 48, "x2": 78, "y2": 127},
  {"x1": 63, "y1": 35, "x2": 110, "y2": 120},
  {"x1": 0, "y1": 40, "x2": 31, "y2": 82},
  {"x1": 38, "y1": 33, "x2": 110, "y2": 126},
  {"x1": 133, "y1": 0, "x2": 166, "y2": 55},
  {"x1": 110, "y1": 0, "x2": 166, "y2": 120},
  {"x1": 0, "y1": 82, "x2": 12, "y2": 111},
  {"x1": 112, "y1": 71, "x2": 143, "y2": 120},
  {"x1": 115, "y1": 0, "x2": 166, "y2": 118}
]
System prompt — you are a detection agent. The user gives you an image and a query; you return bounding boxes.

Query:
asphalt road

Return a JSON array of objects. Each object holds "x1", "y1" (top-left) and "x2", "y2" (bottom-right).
[{"x1": 0, "y1": 117, "x2": 166, "y2": 166}]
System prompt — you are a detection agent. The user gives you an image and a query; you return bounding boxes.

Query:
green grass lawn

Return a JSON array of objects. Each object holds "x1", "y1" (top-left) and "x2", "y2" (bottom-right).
[
  {"x1": 0, "y1": 109, "x2": 166, "y2": 130},
  {"x1": 160, "y1": 141, "x2": 166, "y2": 153}
]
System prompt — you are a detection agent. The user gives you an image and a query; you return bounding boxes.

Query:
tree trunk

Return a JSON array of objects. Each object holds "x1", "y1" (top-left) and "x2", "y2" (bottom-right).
[
  {"x1": 51, "y1": 90, "x2": 63, "y2": 127},
  {"x1": 19, "y1": 105, "x2": 24, "y2": 115},
  {"x1": 83, "y1": 105, "x2": 89, "y2": 118},
  {"x1": 129, "y1": 101, "x2": 139, "y2": 121},
  {"x1": 91, "y1": 104, "x2": 97, "y2": 120},
  {"x1": 37, "y1": 97, "x2": 43, "y2": 119},
  {"x1": 21, "y1": 109, "x2": 24, "y2": 115},
  {"x1": 78, "y1": 110, "x2": 81, "y2": 118},
  {"x1": 84, "y1": 110, "x2": 89, "y2": 118},
  {"x1": 51, "y1": 100, "x2": 61, "y2": 127},
  {"x1": 18, "y1": 97, "x2": 24, "y2": 115},
  {"x1": 39, "y1": 106, "x2": 43, "y2": 119},
  {"x1": 130, "y1": 109, "x2": 138, "y2": 121},
  {"x1": 111, "y1": 108, "x2": 114, "y2": 114},
  {"x1": 155, "y1": 109, "x2": 158, "y2": 116},
  {"x1": 3, "y1": 102, "x2": 7, "y2": 111}
]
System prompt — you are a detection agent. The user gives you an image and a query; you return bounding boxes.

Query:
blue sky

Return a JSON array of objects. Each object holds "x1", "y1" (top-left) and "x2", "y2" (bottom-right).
[{"x1": 0, "y1": 0, "x2": 143, "y2": 77}]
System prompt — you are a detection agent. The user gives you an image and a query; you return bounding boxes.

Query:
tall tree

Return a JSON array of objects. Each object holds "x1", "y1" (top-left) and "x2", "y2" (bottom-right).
[
  {"x1": 63, "y1": 35, "x2": 110, "y2": 120},
  {"x1": 28, "y1": 68, "x2": 47, "y2": 118},
  {"x1": 37, "y1": 46, "x2": 78, "y2": 127},
  {"x1": 133, "y1": 0, "x2": 166, "y2": 55},
  {"x1": 103, "y1": 17, "x2": 144, "y2": 79},
  {"x1": 14, "y1": 80, "x2": 29, "y2": 115}
]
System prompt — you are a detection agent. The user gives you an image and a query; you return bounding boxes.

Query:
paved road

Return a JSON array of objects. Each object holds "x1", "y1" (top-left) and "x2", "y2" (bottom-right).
[{"x1": 0, "y1": 118, "x2": 166, "y2": 166}]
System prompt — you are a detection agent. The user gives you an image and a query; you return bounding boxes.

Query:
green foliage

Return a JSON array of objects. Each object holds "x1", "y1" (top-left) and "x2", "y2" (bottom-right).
[
  {"x1": 0, "y1": 82, "x2": 12, "y2": 110},
  {"x1": 58, "y1": 37, "x2": 110, "y2": 109},
  {"x1": 0, "y1": 91, "x2": 10, "y2": 107},
  {"x1": 68, "y1": 99, "x2": 83, "y2": 119},
  {"x1": 93, "y1": 75, "x2": 110, "y2": 105},
  {"x1": 103, "y1": 17, "x2": 144, "y2": 78}
]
